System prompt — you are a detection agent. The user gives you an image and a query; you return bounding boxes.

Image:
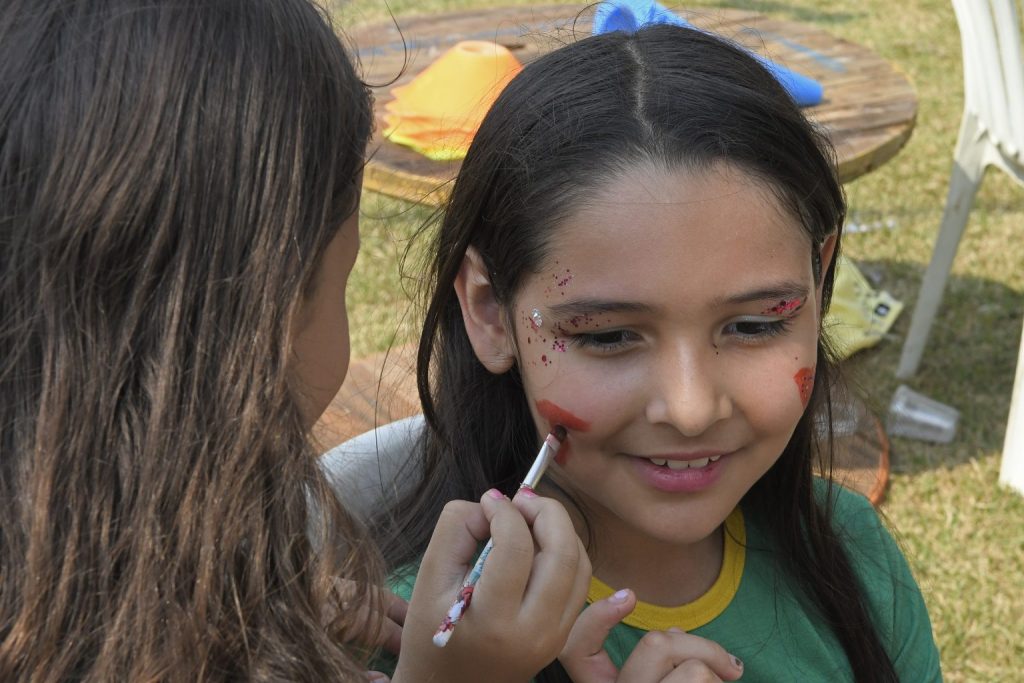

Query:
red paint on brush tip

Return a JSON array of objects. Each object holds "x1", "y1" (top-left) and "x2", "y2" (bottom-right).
[
  {"x1": 545, "y1": 425, "x2": 568, "y2": 465},
  {"x1": 536, "y1": 400, "x2": 590, "y2": 467},
  {"x1": 794, "y1": 367, "x2": 815, "y2": 407}
]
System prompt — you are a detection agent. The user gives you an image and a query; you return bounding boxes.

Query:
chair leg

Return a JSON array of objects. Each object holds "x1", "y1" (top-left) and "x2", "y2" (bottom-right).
[
  {"x1": 896, "y1": 117, "x2": 987, "y2": 379},
  {"x1": 1001, "y1": 318, "x2": 1024, "y2": 496}
]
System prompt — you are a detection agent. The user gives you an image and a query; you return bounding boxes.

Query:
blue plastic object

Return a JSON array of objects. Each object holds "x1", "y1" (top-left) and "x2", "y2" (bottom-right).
[{"x1": 592, "y1": 0, "x2": 824, "y2": 107}]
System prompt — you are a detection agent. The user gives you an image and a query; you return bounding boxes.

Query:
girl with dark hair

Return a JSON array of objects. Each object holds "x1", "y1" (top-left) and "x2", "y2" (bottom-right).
[
  {"x1": 375, "y1": 23, "x2": 942, "y2": 682},
  {"x1": 0, "y1": 1, "x2": 589, "y2": 680}
]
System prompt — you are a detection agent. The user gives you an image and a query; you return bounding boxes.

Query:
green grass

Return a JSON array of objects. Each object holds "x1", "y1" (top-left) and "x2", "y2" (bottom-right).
[{"x1": 334, "y1": 1, "x2": 1024, "y2": 679}]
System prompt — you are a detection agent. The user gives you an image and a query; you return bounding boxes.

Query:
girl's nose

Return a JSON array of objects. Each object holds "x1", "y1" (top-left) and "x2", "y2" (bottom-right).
[{"x1": 644, "y1": 343, "x2": 732, "y2": 437}]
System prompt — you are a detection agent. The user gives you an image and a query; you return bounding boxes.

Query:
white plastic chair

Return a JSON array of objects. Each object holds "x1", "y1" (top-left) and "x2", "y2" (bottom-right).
[{"x1": 896, "y1": 0, "x2": 1024, "y2": 493}]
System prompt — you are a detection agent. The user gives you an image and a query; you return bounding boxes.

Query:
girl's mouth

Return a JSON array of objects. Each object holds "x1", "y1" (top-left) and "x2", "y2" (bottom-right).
[
  {"x1": 629, "y1": 453, "x2": 727, "y2": 493},
  {"x1": 646, "y1": 454, "x2": 723, "y2": 470}
]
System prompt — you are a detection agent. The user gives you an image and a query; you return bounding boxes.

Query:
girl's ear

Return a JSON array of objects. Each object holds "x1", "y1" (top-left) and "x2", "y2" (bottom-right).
[
  {"x1": 816, "y1": 231, "x2": 839, "y2": 297},
  {"x1": 454, "y1": 246, "x2": 515, "y2": 374}
]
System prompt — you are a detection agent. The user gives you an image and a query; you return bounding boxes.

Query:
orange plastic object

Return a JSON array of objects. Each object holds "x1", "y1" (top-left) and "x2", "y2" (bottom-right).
[{"x1": 384, "y1": 41, "x2": 522, "y2": 161}]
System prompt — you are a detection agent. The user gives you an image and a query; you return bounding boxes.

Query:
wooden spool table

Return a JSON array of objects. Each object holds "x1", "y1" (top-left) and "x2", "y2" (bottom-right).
[
  {"x1": 352, "y1": 4, "x2": 918, "y2": 204},
  {"x1": 317, "y1": 6, "x2": 910, "y2": 505}
]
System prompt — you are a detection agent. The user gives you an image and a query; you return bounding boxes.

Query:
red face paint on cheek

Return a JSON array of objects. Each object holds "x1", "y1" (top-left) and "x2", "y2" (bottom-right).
[
  {"x1": 535, "y1": 399, "x2": 591, "y2": 466},
  {"x1": 794, "y1": 367, "x2": 815, "y2": 408}
]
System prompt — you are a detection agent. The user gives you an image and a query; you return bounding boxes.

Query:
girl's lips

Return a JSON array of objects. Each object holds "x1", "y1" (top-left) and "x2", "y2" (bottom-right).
[{"x1": 628, "y1": 452, "x2": 726, "y2": 493}]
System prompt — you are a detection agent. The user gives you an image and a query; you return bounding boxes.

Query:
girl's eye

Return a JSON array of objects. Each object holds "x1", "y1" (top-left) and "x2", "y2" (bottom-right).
[
  {"x1": 569, "y1": 329, "x2": 640, "y2": 351},
  {"x1": 724, "y1": 318, "x2": 792, "y2": 340}
]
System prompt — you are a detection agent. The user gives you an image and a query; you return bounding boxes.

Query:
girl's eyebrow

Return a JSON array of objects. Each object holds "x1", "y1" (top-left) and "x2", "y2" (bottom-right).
[
  {"x1": 547, "y1": 299, "x2": 655, "y2": 318},
  {"x1": 716, "y1": 282, "x2": 809, "y2": 306},
  {"x1": 545, "y1": 283, "x2": 809, "y2": 318}
]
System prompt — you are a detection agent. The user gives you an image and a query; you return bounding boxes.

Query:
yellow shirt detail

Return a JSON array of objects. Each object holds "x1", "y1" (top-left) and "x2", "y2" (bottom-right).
[{"x1": 587, "y1": 507, "x2": 746, "y2": 632}]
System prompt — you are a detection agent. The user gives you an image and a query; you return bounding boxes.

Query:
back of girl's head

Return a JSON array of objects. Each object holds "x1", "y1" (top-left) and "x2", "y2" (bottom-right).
[
  {"x1": 391, "y1": 24, "x2": 844, "y2": 549},
  {"x1": 1, "y1": 0, "x2": 373, "y2": 678}
]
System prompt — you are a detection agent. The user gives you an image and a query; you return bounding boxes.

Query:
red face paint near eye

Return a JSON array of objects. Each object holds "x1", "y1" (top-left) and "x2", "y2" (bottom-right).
[
  {"x1": 535, "y1": 399, "x2": 591, "y2": 466},
  {"x1": 763, "y1": 298, "x2": 805, "y2": 316},
  {"x1": 794, "y1": 367, "x2": 815, "y2": 408}
]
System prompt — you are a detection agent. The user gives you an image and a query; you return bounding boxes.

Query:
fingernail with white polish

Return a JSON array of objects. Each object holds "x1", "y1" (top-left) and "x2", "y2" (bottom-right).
[{"x1": 609, "y1": 589, "x2": 630, "y2": 604}]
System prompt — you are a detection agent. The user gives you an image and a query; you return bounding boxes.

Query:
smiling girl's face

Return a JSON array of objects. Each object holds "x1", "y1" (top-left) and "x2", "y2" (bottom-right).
[{"x1": 492, "y1": 162, "x2": 834, "y2": 561}]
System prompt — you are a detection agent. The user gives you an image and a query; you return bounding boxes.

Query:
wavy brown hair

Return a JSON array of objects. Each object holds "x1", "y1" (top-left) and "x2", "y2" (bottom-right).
[{"x1": 0, "y1": 0, "x2": 380, "y2": 679}]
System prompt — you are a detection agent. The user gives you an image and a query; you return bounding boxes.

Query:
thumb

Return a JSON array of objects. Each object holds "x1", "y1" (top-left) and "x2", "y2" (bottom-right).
[{"x1": 559, "y1": 588, "x2": 636, "y2": 683}]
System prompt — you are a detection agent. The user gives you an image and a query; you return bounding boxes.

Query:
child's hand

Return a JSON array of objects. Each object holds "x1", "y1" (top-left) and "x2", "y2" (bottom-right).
[
  {"x1": 376, "y1": 589, "x2": 407, "y2": 656},
  {"x1": 331, "y1": 580, "x2": 406, "y2": 655},
  {"x1": 392, "y1": 488, "x2": 591, "y2": 683},
  {"x1": 560, "y1": 589, "x2": 744, "y2": 682}
]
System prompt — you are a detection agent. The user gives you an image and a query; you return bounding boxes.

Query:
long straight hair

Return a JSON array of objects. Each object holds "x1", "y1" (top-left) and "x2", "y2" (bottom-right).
[
  {"x1": 0, "y1": 0, "x2": 379, "y2": 679},
  {"x1": 378, "y1": 25, "x2": 898, "y2": 683}
]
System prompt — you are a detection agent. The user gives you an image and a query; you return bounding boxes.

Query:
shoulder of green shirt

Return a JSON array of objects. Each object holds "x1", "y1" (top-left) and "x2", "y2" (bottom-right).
[
  {"x1": 814, "y1": 478, "x2": 943, "y2": 680},
  {"x1": 388, "y1": 561, "x2": 421, "y2": 602}
]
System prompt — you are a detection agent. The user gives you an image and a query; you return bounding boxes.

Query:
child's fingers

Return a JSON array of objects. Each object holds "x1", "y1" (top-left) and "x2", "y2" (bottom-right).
[
  {"x1": 379, "y1": 616, "x2": 403, "y2": 657},
  {"x1": 616, "y1": 629, "x2": 743, "y2": 682},
  {"x1": 657, "y1": 658, "x2": 726, "y2": 682},
  {"x1": 511, "y1": 489, "x2": 590, "y2": 623},
  {"x1": 471, "y1": 489, "x2": 535, "y2": 614},
  {"x1": 332, "y1": 580, "x2": 406, "y2": 653},
  {"x1": 386, "y1": 591, "x2": 408, "y2": 627},
  {"x1": 559, "y1": 589, "x2": 638, "y2": 683},
  {"x1": 559, "y1": 536, "x2": 593, "y2": 634},
  {"x1": 417, "y1": 499, "x2": 491, "y2": 595}
]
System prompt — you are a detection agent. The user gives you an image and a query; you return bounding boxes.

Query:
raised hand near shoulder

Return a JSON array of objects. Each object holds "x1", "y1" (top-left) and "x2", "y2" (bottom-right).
[{"x1": 560, "y1": 590, "x2": 744, "y2": 682}]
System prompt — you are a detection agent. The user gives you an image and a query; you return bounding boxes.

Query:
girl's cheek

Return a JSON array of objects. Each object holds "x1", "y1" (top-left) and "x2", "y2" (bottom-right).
[
  {"x1": 747, "y1": 344, "x2": 815, "y2": 421},
  {"x1": 517, "y1": 307, "x2": 571, "y2": 371},
  {"x1": 535, "y1": 398, "x2": 592, "y2": 467},
  {"x1": 793, "y1": 316, "x2": 820, "y2": 410},
  {"x1": 794, "y1": 366, "x2": 815, "y2": 409},
  {"x1": 519, "y1": 263, "x2": 577, "y2": 369}
]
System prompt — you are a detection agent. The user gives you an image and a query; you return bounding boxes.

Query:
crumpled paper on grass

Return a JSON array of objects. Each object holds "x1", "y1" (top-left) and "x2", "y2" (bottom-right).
[{"x1": 825, "y1": 257, "x2": 904, "y2": 359}]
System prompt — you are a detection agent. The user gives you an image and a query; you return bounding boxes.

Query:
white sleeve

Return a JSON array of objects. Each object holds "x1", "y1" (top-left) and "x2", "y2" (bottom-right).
[{"x1": 318, "y1": 414, "x2": 426, "y2": 521}]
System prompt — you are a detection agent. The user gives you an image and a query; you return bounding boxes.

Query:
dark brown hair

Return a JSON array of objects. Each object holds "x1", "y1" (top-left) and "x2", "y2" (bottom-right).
[
  {"x1": 379, "y1": 25, "x2": 897, "y2": 683},
  {"x1": 0, "y1": 0, "x2": 378, "y2": 679}
]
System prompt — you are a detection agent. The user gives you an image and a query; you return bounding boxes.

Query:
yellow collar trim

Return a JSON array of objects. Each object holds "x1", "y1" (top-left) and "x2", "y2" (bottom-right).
[{"x1": 587, "y1": 507, "x2": 746, "y2": 632}]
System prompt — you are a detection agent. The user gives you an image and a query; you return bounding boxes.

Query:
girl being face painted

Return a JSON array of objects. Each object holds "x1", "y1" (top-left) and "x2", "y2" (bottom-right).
[{"x1": 459, "y1": 161, "x2": 834, "y2": 600}]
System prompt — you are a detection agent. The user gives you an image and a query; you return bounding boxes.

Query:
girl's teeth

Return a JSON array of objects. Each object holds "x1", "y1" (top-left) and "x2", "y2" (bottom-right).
[{"x1": 647, "y1": 456, "x2": 722, "y2": 469}]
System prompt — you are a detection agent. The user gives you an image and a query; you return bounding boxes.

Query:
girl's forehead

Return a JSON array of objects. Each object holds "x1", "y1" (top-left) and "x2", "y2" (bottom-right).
[{"x1": 529, "y1": 163, "x2": 813, "y2": 300}]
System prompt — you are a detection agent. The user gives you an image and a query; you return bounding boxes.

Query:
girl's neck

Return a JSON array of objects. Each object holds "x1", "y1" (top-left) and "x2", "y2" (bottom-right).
[
  {"x1": 594, "y1": 520, "x2": 724, "y2": 608},
  {"x1": 553, "y1": 489, "x2": 726, "y2": 607}
]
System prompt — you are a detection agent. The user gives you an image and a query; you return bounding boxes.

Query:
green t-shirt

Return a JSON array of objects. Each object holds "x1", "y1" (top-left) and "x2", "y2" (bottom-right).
[{"x1": 384, "y1": 483, "x2": 942, "y2": 681}]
